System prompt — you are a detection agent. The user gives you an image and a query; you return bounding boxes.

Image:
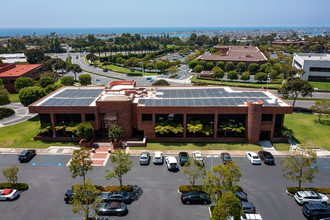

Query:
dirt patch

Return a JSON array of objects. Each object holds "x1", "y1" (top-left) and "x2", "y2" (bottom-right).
[{"x1": 0, "y1": 141, "x2": 13, "y2": 147}]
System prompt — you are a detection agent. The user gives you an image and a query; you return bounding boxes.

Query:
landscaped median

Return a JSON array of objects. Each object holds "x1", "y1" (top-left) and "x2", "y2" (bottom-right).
[
  {"x1": 71, "y1": 185, "x2": 134, "y2": 193},
  {"x1": 178, "y1": 185, "x2": 243, "y2": 193},
  {"x1": 0, "y1": 108, "x2": 15, "y2": 119},
  {"x1": 286, "y1": 187, "x2": 330, "y2": 196},
  {"x1": 0, "y1": 183, "x2": 29, "y2": 191}
]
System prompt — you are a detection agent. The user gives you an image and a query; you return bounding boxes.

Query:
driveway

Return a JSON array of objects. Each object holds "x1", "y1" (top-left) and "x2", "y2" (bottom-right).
[{"x1": 0, "y1": 103, "x2": 36, "y2": 127}]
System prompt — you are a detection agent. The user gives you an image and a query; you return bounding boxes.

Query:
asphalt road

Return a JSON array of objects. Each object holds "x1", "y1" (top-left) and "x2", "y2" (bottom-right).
[{"x1": 1, "y1": 154, "x2": 329, "y2": 220}]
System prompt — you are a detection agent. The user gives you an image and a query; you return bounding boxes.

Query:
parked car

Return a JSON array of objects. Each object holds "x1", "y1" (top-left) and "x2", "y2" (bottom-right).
[
  {"x1": 179, "y1": 152, "x2": 189, "y2": 166},
  {"x1": 181, "y1": 191, "x2": 211, "y2": 205},
  {"x1": 64, "y1": 189, "x2": 74, "y2": 204},
  {"x1": 103, "y1": 68, "x2": 108, "y2": 72},
  {"x1": 139, "y1": 152, "x2": 150, "y2": 165},
  {"x1": 258, "y1": 151, "x2": 275, "y2": 165},
  {"x1": 192, "y1": 151, "x2": 204, "y2": 166},
  {"x1": 220, "y1": 152, "x2": 232, "y2": 165},
  {"x1": 235, "y1": 191, "x2": 248, "y2": 202},
  {"x1": 302, "y1": 203, "x2": 330, "y2": 220},
  {"x1": 18, "y1": 149, "x2": 36, "y2": 162},
  {"x1": 240, "y1": 201, "x2": 256, "y2": 213},
  {"x1": 146, "y1": 77, "x2": 152, "y2": 80},
  {"x1": 0, "y1": 189, "x2": 19, "y2": 201},
  {"x1": 98, "y1": 202, "x2": 127, "y2": 216},
  {"x1": 165, "y1": 156, "x2": 178, "y2": 170},
  {"x1": 295, "y1": 191, "x2": 329, "y2": 205},
  {"x1": 245, "y1": 152, "x2": 261, "y2": 165},
  {"x1": 153, "y1": 151, "x2": 163, "y2": 164},
  {"x1": 100, "y1": 191, "x2": 131, "y2": 204}
]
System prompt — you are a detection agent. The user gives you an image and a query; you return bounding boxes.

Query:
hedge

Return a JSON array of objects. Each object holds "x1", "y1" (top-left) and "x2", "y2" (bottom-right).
[
  {"x1": 287, "y1": 187, "x2": 330, "y2": 195},
  {"x1": 0, "y1": 183, "x2": 29, "y2": 190},
  {"x1": 179, "y1": 185, "x2": 243, "y2": 193},
  {"x1": 71, "y1": 185, "x2": 134, "y2": 193}
]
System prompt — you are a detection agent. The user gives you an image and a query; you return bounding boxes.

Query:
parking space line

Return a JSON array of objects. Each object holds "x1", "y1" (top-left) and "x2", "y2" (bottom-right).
[
  {"x1": 40, "y1": 155, "x2": 62, "y2": 166},
  {"x1": 27, "y1": 155, "x2": 38, "y2": 164},
  {"x1": 216, "y1": 157, "x2": 221, "y2": 165},
  {"x1": 204, "y1": 159, "x2": 207, "y2": 167},
  {"x1": 0, "y1": 155, "x2": 12, "y2": 165},
  {"x1": 243, "y1": 157, "x2": 250, "y2": 166},
  {"x1": 135, "y1": 157, "x2": 139, "y2": 167}
]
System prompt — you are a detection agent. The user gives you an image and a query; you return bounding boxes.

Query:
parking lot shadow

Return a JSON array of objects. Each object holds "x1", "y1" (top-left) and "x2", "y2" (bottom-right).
[{"x1": 130, "y1": 185, "x2": 143, "y2": 202}]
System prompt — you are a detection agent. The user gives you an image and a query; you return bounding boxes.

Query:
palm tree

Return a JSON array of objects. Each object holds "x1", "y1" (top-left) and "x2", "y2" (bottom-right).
[
  {"x1": 155, "y1": 121, "x2": 171, "y2": 136},
  {"x1": 96, "y1": 46, "x2": 101, "y2": 57},
  {"x1": 89, "y1": 46, "x2": 95, "y2": 54},
  {"x1": 201, "y1": 124, "x2": 214, "y2": 136},
  {"x1": 102, "y1": 45, "x2": 108, "y2": 57},
  {"x1": 187, "y1": 120, "x2": 203, "y2": 136},
  {"x1": 170, "y1": 122, "x2": 183, "y2": 134},
  {"x1": 220, "y1": 120, "x2": 232, "y2": 137},
  {"x1": 230, "y1": 124, "x2": 246, "y2": 136}
]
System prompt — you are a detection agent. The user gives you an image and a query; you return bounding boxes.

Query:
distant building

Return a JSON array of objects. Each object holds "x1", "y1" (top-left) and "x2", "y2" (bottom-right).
[
  {"x1": 0, "y1": 63, "x2": 43, "y2": 93},
  {"x1": 198, "y1": 46, "x2": 267, "y2": 71},
  {"x1": 0, "y1": 53, "x2": 27, "y2": 63},
  {"x1": 293, "y1": 53, "x2": 330, "y2": 81},
  {"x1": 273, "y1": 41, "x2": 306, "y2": 46}
]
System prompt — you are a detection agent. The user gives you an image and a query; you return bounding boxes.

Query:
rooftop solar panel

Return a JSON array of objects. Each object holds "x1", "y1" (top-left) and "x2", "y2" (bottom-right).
[
  {"x1": 186, "y1": 99, "x2": 196, "y2": 106},
  {"x1": 55, "y1": 89, "x2": 103, "y2": 98},
  {"x1": 40, "y1": 98, "x2": 95, "y2": 106},
  {"x1": 194, "y1": 99, "x2": 203, "y2": 106}
]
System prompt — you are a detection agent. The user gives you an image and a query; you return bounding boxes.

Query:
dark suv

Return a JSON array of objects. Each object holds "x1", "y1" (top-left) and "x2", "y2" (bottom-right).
[
  {"x1": 18, "y1": 150, "x2": 36, "y2": 162},
  {"x1": 64, "y1": 189, "x2": 74, "y2": 204},
  {"x1": 302, "y1": 203, "x2": 330, "y2": 220},
  {"x1": 258, "y1": 151, "x2": 275, "y2": 165}
]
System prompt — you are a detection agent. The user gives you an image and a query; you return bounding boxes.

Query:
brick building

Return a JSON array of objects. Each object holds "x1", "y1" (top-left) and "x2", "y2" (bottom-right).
[
  {"x1": 198, "y1": 46, "x2": 268, "y2": 71},
  {"x1": 29, "y1": 81, "x2": 293, "y2": 144},
  {"x1": 0, "y1": 63, "x2": 43, "y2": 93}
]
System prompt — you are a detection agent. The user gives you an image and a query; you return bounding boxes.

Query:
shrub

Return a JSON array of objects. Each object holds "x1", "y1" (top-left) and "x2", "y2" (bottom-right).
[
  {"x1": 169, "y1": 74, "x2": 178, "y2": 79},
  {"x1": 0, "y1": 108, "x2": 15, "y2": 119},
  {"x1": 39, "y1": 76, "x2": 54, "y2": 88},
  {"x1": 287, "y1": 187, "x2": 330, "y2": 195},
  {"x1": 227, "y1": 70, "x2": 238, "y2": 81},
  {"x1": 79, "y1": 74, "x2": 92, "y2": 86},
  {"x1": 206, "y1": 62, "x2": 214, "y2": 70},
  {"x1": 45, "y1": 83, "x2": 63, "y2": 94},
  {"x1": 179, "y1": 185, "x2": 204, "y2": 193},
  {"x1": 76, "y1": 122, "x2": 94, "y2": 141},
  {"x1": 0, "y1": 183, "x2": 29, "y2": 190},
  {"x1": 248, "y1": 63, "x2": 258, "y2": 73},
  {"x1": 19, "y1": 87, "x2": 47, "y2": 107},
  {"x1": 255, "y1": 72, "x2": 268, "y2": 82},
  {"x1": 237, "y1": 62, "x2": 246, "y2": 72},
  {"x1": 61, "y1": 76, "x2": 75, "y2": 85},
  {"x1": 14, "y1": 77, "x2": 34, "y2": 92},
  {"x1": 225, "y1": 62, "x2": 234, "y2": 72},
  {"x1": 213, "y1": 69, "x2": 224, "y2": 79},
  {"x1": 188, "y1": 60, "x2": 198, "y2": 69},
  {"x1": 194, "y1": 65, "x2": 203, "y2": 73},
  {"x1": 152, "y1": 79, "x2": 170, "y2": 86},
  {"x1": 240, "y1": 72, "x2": 250, "y2": 81},
  {"x1": 216, "y1": 61, "x2": 224, "y2": 70}
]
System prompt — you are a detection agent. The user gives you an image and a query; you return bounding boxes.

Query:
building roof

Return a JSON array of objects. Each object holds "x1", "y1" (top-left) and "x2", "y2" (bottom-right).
[
  {"x1": 294, "y1": 53, "x2": 330, "y2": 61},
  {"x1": 0, "y1": 64, "x2": 41, "y2": 77}
]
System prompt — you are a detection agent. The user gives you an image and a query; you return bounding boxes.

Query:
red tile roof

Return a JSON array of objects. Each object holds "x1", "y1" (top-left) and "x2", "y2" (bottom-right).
[{"x1": 0, "y1": 64, "x2": 41, "y2": 77}]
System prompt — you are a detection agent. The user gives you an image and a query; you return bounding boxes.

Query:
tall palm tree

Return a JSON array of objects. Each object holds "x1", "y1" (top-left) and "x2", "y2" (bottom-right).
[
  {"x1": 96, "y1": 46, "x2": 101, "y2": 57},
  {"x1": 102, "y1": 45, "x2": 108, "y2": 57}
]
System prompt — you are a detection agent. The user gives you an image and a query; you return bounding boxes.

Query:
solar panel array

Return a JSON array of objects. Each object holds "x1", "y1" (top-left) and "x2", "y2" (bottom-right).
[
  {"x1": 40, "y1": 98, "x2": 96, "y2": 106},
  {"x1": 54, "y1": 89, "x2": 104, "y2": 98},
  {"x1": 138, "y1": 98, "x2": 278, "y2": 107}
]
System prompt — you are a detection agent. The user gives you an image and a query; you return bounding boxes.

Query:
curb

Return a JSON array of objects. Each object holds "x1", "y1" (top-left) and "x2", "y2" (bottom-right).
[{"x1": 286, "y1": 189, "x2": 294, "y2": 197}]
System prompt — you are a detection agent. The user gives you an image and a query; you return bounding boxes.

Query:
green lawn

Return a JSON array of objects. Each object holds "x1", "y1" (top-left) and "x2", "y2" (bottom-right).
[
  {"x1": 8, "y1": 94, "x2": 20, "y2": 103},
  {"x1": 65, "y1": 57, "x2": 72, "y2": 65},
  {"x1": 0, "y1": 116, "x2": 79, "y2": 148},
  {"x1": 190, "y1": 76, "x2": 283, "y2": 88},
  {"x1": 273, "y1": 142, "x2": 290, "y2": 151},
  {"x1": 133, "y1": 142, "x2": 262, "y2": 151},
  {"x1": 309, "y1": 81, "x2": 330, "y2": 90},
  {"x1": 284, "y1": 113, "x2": 330, "y2": 150}
]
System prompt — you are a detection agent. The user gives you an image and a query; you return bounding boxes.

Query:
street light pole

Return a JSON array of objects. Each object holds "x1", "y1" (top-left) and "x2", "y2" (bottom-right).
[{"x1": 267, "y1": 73, "x2": 269, "y2": 90}]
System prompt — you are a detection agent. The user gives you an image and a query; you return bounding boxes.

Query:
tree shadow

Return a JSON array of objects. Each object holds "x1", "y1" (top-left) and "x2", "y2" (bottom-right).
[
  {"x1": 130, "y1": 185, "x2": 143, "y2": 203},
  {"x1": 28, "y1": 115, "x2": 40, "y2": 122},
  {"x1": 313, "y1": 119, "x2": 330, "y2": 126}
]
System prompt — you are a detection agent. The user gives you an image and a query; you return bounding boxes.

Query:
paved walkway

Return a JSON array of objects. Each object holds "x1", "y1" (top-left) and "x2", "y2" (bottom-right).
[{"x1": 0, "y1": 103, "x2": 36, "y2": 127}]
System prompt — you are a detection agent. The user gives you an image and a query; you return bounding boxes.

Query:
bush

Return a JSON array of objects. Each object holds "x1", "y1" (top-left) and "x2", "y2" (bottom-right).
[
  {"x1": 14, "y1": 77, "x2": 34, "y2": 92},
  {"x1": 45, "y1": 83, "x2": 63, "y2": 94},
  {"x1": 61, "y1": 76, "x2": 75, "y2": 85},
  {"x1": 240, "y1": 72, "x2": 250, "y2": 81},
  {"x1": 179, "y1": 185, "x2": 204, "y2": 193},
  {"x1": 248, "y1": 63, "x2": 258, "y2": 73},
  {"x1": 0, "y1": 183, "x2": 29, "y2": 190},
  {"x1": 152, "y1": 79, "x2": 170, "y2": 86},
  {"x1": 213, "y1": 69, "x2": 224, "y2": 79},
  {"x1": 169, "y1": 74, "x2": 178, "y2": 79},
  {"x1": 0, "y1": 108, "x2": 15, "y2": 119},
  {"x1": 19, "y1": 87, "x2": 47, "y2": 107},
  {"x1": 76, "y1": 122, "x2": 94, "y2": 141},
  {"x1": 79, "y1": 74, "x2": 92, "y2": 86},
  {"x1": 227, "y1": 70, "x2": 238, "y2": 80},
  {"x1": 255, "y1": 72, "x2": 268, "y2": 82},
  {"x1": 225, "y1": 62, "x2": 234, "y2": 72},
  {"x1": 96, "y1": 185, "x2": 134, "y2": 193},
  {"x1": 39, "y1": 77, "x2": 54, "y2": 88},
  {"x1": 194, "y1": 65, "x2": 203, "y2": 73},
  {"x1": 216, "y1": 61, "x2": 224, "y2": 70},
  {"x1": 287, "y1": 187, "x2": 330, "y2": 195}
]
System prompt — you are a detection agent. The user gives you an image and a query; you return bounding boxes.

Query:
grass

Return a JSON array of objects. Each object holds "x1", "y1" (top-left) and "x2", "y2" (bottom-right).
[
  {"x1": 65, "y1": 57, "x2": 72, "y2": 65},
  {"x1": 284, "y1": 112, "x2": 330, "y2": 150},
  {"x1": 0, "y1": 116, "x2": 79, "y2": 148},
  {"x1": 133, "y1": 142, "x2": 262, "y2": 151},
  {"x1": 190, "y1": 76, "x2": 283, "y2": 88},
  {"x1": 273, "y1": 142, "x2": 290, "y2": 151},
  {"x1": 8, "y1": 93, "x2": 20, "y2": 103},
  {"x1": 309, "y1": 81, "x2": 330, "y2": 90}
]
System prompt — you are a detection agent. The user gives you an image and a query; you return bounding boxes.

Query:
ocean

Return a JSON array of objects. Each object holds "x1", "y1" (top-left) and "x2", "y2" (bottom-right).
[{"x1": 0, "y1": 27, "x2": 327, "y2": 37}]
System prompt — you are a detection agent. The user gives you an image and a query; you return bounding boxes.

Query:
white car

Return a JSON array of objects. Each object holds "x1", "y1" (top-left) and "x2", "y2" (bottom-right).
[
  {"x1": 153, "y1": 151, "x2": 163, "y2": 164},
  {"x1": 246, "y1": 152, "x2": 261, "y2": 165},
  {"x1": 0, "y1": 189, "x2": 19, "y2": 201},
  {"x1": 165, "y1": 156, "x2": 178, "y2": 170},
  {"x1": 294, "y1": 191, "x2": 329, "y2": 205},
  {"x1": 192, "y1": 151, "x2": 204, "y2": 166}
]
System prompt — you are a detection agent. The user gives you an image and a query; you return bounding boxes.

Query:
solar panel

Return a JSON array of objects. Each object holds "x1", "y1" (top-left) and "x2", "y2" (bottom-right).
[
  {"x1": 202, "y1": 99, "x2": 212, "y2": 106},
  {"x1": 209, "y1": 98, "x2": 221, "y2": 106},
  {"x1": 178, "y1": 99, "x2": 187, "y2": 106},
  {"x1": 194, "y1": 99, "x2": 203, "y2": 106},
  {"x1": 55, "y1": 89, "x2": 104, "y2": 98},
  {"x1": 138, "y1": 99, "x2": 146, "y2": 104},
  {"x1": 40, "y1": 98, "x2": 95, "y2": 106},
  {"x1": 225, "y1": 98, "x2": 237, "y2": 106},
  {"x1": 186, "y1": 99, "x2": 196, "y2": 106},
  {"x1": 218, "y1": 99, "x2": 229, "y2": 106},
  {"x1": 163, "y1": 99, "x2": 170, "y2": 106},
  {"x1": 233, "y1": 98, "x2": 245, "y2": 105}
]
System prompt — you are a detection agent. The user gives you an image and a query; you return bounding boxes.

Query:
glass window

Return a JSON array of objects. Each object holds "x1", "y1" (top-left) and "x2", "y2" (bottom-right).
[
  {"x1": 86, "y1": 114, "x2": 95, "y2": 121},
  {"x1": 142, "y1": 114, "x2": 152, "y2": 121},
  {"x1": 262, "y1": 114, "x2": 273, "y2": 121}
]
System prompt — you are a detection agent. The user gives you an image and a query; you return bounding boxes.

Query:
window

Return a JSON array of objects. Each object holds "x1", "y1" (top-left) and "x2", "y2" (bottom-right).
[
  {"x1": 262, "y1": 114, "x2": 273, "y2": 121},
  {"x1": 310, "y1": 67, "x2": 330, "y2": 72},
  {"x1": 86, "y1": 114, "x2": 95, "y2": 121},
  {"x1": 142, "y1": 114, "x2": 152, "y2": 121}
]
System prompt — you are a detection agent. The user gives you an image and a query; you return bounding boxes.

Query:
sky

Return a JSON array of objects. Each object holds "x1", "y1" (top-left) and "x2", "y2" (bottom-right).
[{"x1": 1, "y1": 0, "x2": 330, "y2": 28}]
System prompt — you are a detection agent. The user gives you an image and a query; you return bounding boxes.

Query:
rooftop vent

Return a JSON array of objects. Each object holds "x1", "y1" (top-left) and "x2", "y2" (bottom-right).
[{"x1": 246, "y1": 54, "x2": 253, "y2": 58}]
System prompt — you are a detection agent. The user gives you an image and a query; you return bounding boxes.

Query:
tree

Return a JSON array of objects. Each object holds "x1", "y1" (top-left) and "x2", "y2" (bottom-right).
[
  {"x1": 240, "y1": 72, "x2": 250, "y2": 81},
  {"x1": 168, "y1": 66, "x2": 179, "y2": 75},
  {"x1": 225, "y1": 62, "x2": 234, "y2": 72},
  {"x1": 76, "y1": 122, "x2": 94, "y2": 141},
  {"x1": 213, "y1": 69, "x2": 224, "y2": 79},
  {"x1": 310, "y1": 100, "x2": 330, "y2": 124},
  {"x1": 227, "y1": 70, "x2": 238, "y2": 81},
  {"x1": 198, "y1": 60, "x2": 206, "y2": 69},
  {"x1": 211, "y1": 191, "x2": 243, "y2": 220},
  {"x1": 14, "y1": 77, "x2": 34, "y2": 92},
  {"x1": 277, "y1": 79, "x2": 313, "y2": 107},
  {"x1": 237, "y1": 62, "x2": 246, "y2": 72},
  {"x1": 66, "y1": 64, "x2": 82, "y2": 81},
  {"x1": 269, "y1": 70, "x2": 278, "y2": 80},
  {"x1": 206, "y1": 62, "x2": 214, "y2": 70},
  {"x1": 183, "y1": 158, "x2": 206, "y2": 187},
  {"x1": 108, "y1": 125, "x2": 123, "y2": 142},
  {"x1": 71, "y1": 179, "x2": 102, "y2": 219},
  {"x1": 248, "y1": 63, "x2": 258, "y2": 73},
  {"x1": 24, "y1": 48, "x2": 45, "y2": 64},
  {"x1": 170, "y1": 122, "x2": 183, "y2": 134},
  {"x1": 194, "y1": 65, "x2": 203, "y2": 73},
  {"x1": 0, "y1": 87, "x2": 10, "y2": 106},
  {"x1": 61, "y1": 76, "x2": 74, "y2": 86},
  {"x1": 123, "y1": 58, "x2": 140, "y2": 74},
  {"x1": 216, "y1": 61, "x2": 224, "y2": 70},
  {"x1": 105, "y1": 149, "x2": 133, "y2": 190},
  {"x1": 281, "y1": 147, "x2": 318, "y2": 190},
  {"x1": 187, "y1": 120, "x2": 203, "y2": 135},
  {"x1": 155, "y1": 61, "x2": 167, "y2": 73},
  {"x1": 69, "y1": 147, "x2": 93, "y2": 181},
  {"x1": 39, "y1": 76, "x2": 54, "y2": 88},
  {"x1": 155, "y1": 121, "x2": 171, "y2": 135},
  {"x1": 152, "y1": 79, "x2": 170, "y2": 86},
  {"x1": 2, "y1": 164, "x2": 19, "y2": 184},
  {"x1": 230, "y1": 124, "x2": 245, "y2": 136},
  {"x1": 188, "y1": 60, "x2": 198, "y2": 69},
  {"x1": 79, "y1": 74, "x2": 92, "y2": 86},
  {"x1": 19, "y1": 87, "x2": 47, "y2": 107},
  {"x1": 254, "y1": 72, "x2": 268, "y2": 82},
  {"x1": 45, "y1": 83, "x2": 63, "y2": 94},
  {"x1": 0, "y1": 79, "x2": 3, "y2": 85},
  {"x1": 54, "y1": 59, "x2": 67, "y2": 76}
]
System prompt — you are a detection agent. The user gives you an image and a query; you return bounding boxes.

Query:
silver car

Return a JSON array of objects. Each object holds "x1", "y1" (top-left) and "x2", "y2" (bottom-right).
[
  {"x1": 139, "y1": 152, "x2": 150, "y2": 165},
  {"x1": 98, "y1": 202, "x2": 127, "y2": 216}
]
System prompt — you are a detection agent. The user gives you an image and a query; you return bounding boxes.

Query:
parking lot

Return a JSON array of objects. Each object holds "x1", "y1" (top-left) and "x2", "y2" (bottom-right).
[{"x1": 0, "y1": 153, "x2": 330, "y2": 220}]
